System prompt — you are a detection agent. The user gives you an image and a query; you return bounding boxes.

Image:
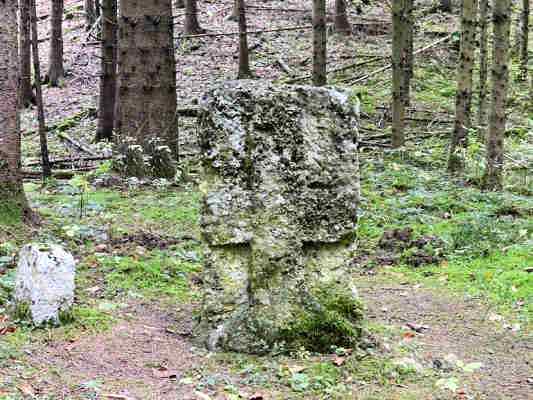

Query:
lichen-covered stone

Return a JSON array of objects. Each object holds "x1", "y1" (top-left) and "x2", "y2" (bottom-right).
[
  {"x1": 195, "y1": 81, "x2": 362, "y2": 354},
  {"x1": 13, "y1": 244, "x2": 75, "y2": 326}
]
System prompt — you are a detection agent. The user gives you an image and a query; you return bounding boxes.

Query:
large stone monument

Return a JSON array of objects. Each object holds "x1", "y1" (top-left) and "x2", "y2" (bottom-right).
[{"x1": 196, "y1": 81, "x2": 362, "y2": 354}]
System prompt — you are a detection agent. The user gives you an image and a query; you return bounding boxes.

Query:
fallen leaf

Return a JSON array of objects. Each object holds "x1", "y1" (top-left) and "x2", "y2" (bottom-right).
[
  {"x1": 17, "y1": 383, "x2": 35, "y2": 397},
  {"x1": 332, "y1": 356, "x2": 346, "y2": 366},
  {"x1": 95, "y1": 244, "x2": 108, "y2": 252},
  {"x1": 402, "y1": 331, "x2": 416, "y2": 340}
]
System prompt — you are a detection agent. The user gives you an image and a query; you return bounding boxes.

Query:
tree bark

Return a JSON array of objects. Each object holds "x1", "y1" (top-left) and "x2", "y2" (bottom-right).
[
  {"x1": 47, "y1": 0, "x2": 64, "y2": 87},
  {"x1": 448, "y1": 0, "x2": 478, "y2": 173},
  {"x1": 519, "y1": 0, "x2": 529, "y2": 80},
  {"x1": 312, "y1": 0, "x2": 327, "y2": 86},
  {"x1": 334, "y1": 0, "x2": 351, "y2": 35},
  {"x1": 184, "y1": 0, "x2": 203, "y2": 34},
  {"x1": 96, "y1": 0, "x2": 117, "y2": 142},
  {"x1": 85, "y1": 0, "x2": 96, "y2": 28},
  {"x1": 392, "y1": 0, "x2": 407, "y2": 148},
  {"x1": 483, "y1": 0, "x2": 511, "y2": 190},
  {"x1": 19, "y1": 0, "x2": 34, "y2": 107},
  {"x1": 0, "y1": 0, "x2": 29, "y2": 219},
  {"x1": 477, "y1": 0, "x2": 489, "y2": 128},
  {"x1": 237, "y1": 0, "x2": 252, "y2": 78},
  {"x1": 116, "y1": 0, "x2": 178, "y2": 173},
  {"x1": 512, "y1": 0, "x2": 522, "y2": 57},
  {"x1": 30, "y1": 0, "x2": 52, "y2": 178},
  {"x1": 229, "y1": 0, "x2": 239, "y2": 21},
  {"x1": 403, "y1": 0, "x2": 414, "y2": 108},
  {"x1": 95, "y1": 0, "x2": 101, "y2": 18}
]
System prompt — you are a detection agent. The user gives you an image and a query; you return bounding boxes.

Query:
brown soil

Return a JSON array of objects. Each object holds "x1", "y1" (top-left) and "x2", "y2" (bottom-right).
[
  {"x1": 360, "y1": 278, "x2": 533, "y2": 400},
  {"x1": 13, "y1": 280, "x2": 531, "y2": 400}
]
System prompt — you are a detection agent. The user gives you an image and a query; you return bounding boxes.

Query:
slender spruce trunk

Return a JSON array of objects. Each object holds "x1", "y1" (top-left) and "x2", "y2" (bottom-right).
[
  {"x1": 184, "y1": 0, "x2": 203, "y2": 34},
  {"x1": 519, "y1": 0, "x2": 529, "y2": 80},
  {"x1": 47, "y1": 0, "x2": 64, "y2": 87},
  {"x1": 448, "y1": 0, "x2": 479, "y2": 173},
  {"x1": 392, "y1": 0, "x2": 407, "y2": 148},
  {"x1": 478, "y1": 0, "x2": 490, "y2": 129},
  {"x1": 19, "y1": 0, "x2": 34, "y2": 107},
  {"x1": 237, "y1": 0, "x2": 252, "y2": 78},
  {"x1": 403, "y1": 0, "x2": 414, "y2": 108},
  {"x1": 30, "y1": 0, "x2": 52, "y2": 178},
  {"x1": 95, "y1": 0, "x2": 117, "y2": 142},
  {"x1": 85, "y1": 0, "x2": 96, "y2": 28},
  {"x1": 483, "y1": 0, "x2": 511, "y2": 190},
  {"x1": 312, "y1": 0, "x2": 327, "y2": 86},
  {"x1": 334, "y1": 0, "x2": 351, "y2": 35}
]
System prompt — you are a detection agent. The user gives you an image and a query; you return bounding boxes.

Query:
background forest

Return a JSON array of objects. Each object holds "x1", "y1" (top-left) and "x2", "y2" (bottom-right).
[{"x1": 0, "y1": 0, "x2": 532, "y2": 399}]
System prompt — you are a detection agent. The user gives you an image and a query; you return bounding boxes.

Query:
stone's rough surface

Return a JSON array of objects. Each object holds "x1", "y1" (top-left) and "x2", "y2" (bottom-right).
[
  {"x1": 196, "y1": 81, "x2": 362, "y2": 354},
  {"x1": 14, "y1": 244, "x2": 76, "y2": 325}
]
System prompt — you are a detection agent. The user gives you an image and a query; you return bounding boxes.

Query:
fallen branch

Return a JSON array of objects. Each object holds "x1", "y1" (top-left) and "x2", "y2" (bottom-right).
[
  {"x1": 178, "y1": 25, "x2": 314, "y2": 40},
  {"x1": 286, "y1": 56, "x2": 383, "y2": 83},
  {"x1": 25, "y1": 156, "x2": 112, "y2": 167},
  {"x1": 343, "y1": 34, "x2": 453, "y2": 84},
  {"x1": 275, "y1": 57, "x2": 294, "y2": 76},
  {"x1": 22, "y1": 167, "x2": 96, "y2": 180},
  {"x1": 57, "y1": 132, "x2": 98, "y2": 156},
  {"x1": 25, "y1": 108, "x2": 97, "y2": 136}
]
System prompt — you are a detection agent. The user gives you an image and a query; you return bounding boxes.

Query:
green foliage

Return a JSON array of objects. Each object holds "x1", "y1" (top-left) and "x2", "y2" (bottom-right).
[
  {"x1": 279, "y1": 283, "x2": 364, "y2": 353},
  {"x1": 102, "y1": 250, "x2": 201, "y2": 301}
]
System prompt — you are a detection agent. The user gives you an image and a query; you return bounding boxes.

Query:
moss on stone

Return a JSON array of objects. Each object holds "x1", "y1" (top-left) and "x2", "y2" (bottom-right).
[{"x1": 278, "y1": 283, "x2": 364, "y2": 353}]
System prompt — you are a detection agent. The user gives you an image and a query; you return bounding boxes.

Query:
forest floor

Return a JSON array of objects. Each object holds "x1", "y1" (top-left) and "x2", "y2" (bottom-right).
[{"x1": 1, "y1": 0, "x2": 532, "y2": 399}]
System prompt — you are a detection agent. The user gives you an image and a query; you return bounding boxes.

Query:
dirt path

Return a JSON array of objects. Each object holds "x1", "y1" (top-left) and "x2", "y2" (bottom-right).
[
  {"x1": 16, "y1": 279, "x2": 531, "y2": 400},
  {"x1": 27, "y1": 303, "x2": 201, "y2": 400},
  {"x1": 359, "y1": 279, "x2": 533, "y2": 400}
]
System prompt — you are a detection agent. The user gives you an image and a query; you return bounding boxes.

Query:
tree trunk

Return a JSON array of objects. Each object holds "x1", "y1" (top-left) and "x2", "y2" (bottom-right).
[
  {"x1": 483, "y1": 0, "x2": 511, "y2": 190},
  {"x1": 448, "y1": 0, "x2": 478, "y2": 173},
  {"x1": 116, "y1": 0, "x2": 178, "y2": 176},
  {"x1": 184, "y1": 0, "x2": 203, "y2": 34},
  {"x1": 237, "y1": 0, "x2": 252, "y2": 78},
  {"x1": 312, "y1": 0, "x2": 327, "y2": 86},
  {"x1": 229, "y1": 0, "x2": 239, "y2": 21},
  {"x1": 95, "y1": 0, "x2": 101, "y2": 18},
  {"x1": 19, "y1": 0, "x2": 34, "y2": 107},
  {"x1": 47, "y1": 0, "x2": 64, "y2": 87},
  {"x1": 392, "y1": 0, "x2": 407, "y2": 148},
  {"x1": 519, "y1": 0, "x2": 529, "y2": 80},
  {"x1": 85, "y1": 0, "x2": 96, "y2": 28},
  {"x1": 477, "y1": 0, "x2": 489, "y2": 128},
  {"x1": 512, "y1": 0, "x2": 522, "y2": 57},
  {"x1": 334, "y1": 0, "x2": 351, "y2": 35},
  {"x1": 95, "y1": 0, "x2": 117, "y2": 142},
  {"x1": 403, "y1": 0, "x2": 414, "y2": 108},
  {"x1": 30, "y1": 0, "x2": 52, "y2": 178},
  {"x1": 0, "y1": 0, "x2": 29, "y2": 220},
  {"x1": 440, "y1": 0, "x2": 453, "y2": 12}
]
